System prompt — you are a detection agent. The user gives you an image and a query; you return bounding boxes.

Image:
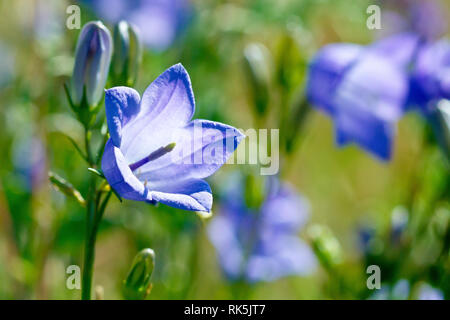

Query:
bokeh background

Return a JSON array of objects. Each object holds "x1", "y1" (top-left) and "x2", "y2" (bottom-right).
[{"x1": 0, "y1": 0, "x2": 448, "y2": 299}]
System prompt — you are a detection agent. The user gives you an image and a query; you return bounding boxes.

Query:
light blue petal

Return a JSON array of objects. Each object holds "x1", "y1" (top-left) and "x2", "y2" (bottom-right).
[
  {"x1": 136, "y1": 119, "x2": 245, "y2": 182},
  {"x1": 101, "y1": 139, "x2": 148, "y2": 201},
  {"x1": 149, "y1": 178, "x2": 212, "y2": 212},
  {"x1": 105, "y1": 87, "x2": 141, "y2": 147},
  {"x1": 119, "y1": 63, "x2": 196, "y2": 161}
]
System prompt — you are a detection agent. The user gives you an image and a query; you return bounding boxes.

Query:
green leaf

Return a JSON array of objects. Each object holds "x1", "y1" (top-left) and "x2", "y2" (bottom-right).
[
  {"x1": 88, "y1": 167, "x2": 105, "y2": 179},
  {"x1": 63, "y1": 82, "x2": 77, "y2": 113}
]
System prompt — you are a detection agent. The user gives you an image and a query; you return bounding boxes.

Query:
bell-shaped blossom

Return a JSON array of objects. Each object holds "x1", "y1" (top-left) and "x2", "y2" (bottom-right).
[
  {"x1": 80, "y1": 0, "x2": 190, "y2": 51},
  {"x1": 71, "y1": 21, "x2": 112, "y2": 107},
  {"x1": 101, "y1": 64, "x2": 244, "y2": 212},
  {"x1": 208, "y1": 175, "x2": 316, "y2": 282},
  {"x1": 307, "y1": 34, "x2": 417, "y2": 160}
]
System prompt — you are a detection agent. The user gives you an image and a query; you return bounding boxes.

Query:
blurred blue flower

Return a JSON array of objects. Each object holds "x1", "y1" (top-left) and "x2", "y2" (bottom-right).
[
  {"x1": 71, "y1": 21, "x2": 112, "y2": 107},
  {"x1": 418, "y1": 283, "x2": 444, "y2": 300},
  {"x1": 378, "y1": 0, "x2": 447, "y2": 41},
  {"x1": 409, "y1": 39, "x2": 450, "y2": 112},
  {"x1": 208, "y1": 175, "x2": 316, "y2": 283},
  {"x1": 101, "y1": 64, "x2": 244, "y2": 212},
  {"x1": 307, "y1": 28, "x2": 450, "y2": 160},
  {"x1": 307, "y1": 34, "x2": 415, "y2": 160},
  {"x1": 81, "y1": 0, "x2": 191, "y2": 51}
]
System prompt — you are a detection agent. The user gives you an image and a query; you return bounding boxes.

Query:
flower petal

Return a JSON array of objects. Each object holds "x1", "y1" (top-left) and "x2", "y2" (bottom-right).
[
  {"x1": 119, "y1": 63, "x2": 195, "y2": 160},
  {"x1": 105, "y1": 87, "x2": 141, "y2": 147},
  {"x1": 149, "y1": 178, "x2": 212, "y2": 212},
  {"x1": 101, "y1": 139, "x2": 148, "y2": 201},
  {"x1": 136, "y1": 119, "x2": 245, "y2": 183},
  {"x1": 307, "y1": 43, "x2": 363, "y2": 115},
  {"x1": 140, "y1": 63, "x2": 194, "y2": 125}
]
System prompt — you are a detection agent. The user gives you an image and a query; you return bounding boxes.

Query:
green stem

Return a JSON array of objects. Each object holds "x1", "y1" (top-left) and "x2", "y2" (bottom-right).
[
  {"x1": 81, "y1": 174, "x2": 97, "y2": 300},
  {"x1": 84, "y1": 128, "x2": 94, "y2": 165},
  {"x1": 81, "y1": 123, "x2": 112, "y2": 300},
  {"x1": 81, "y1": 189, "x2": 112, "y2": 300}
]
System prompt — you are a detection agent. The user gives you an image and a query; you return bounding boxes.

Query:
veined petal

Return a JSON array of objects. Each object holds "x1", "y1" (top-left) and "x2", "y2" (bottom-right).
[
  {"x1": 120, "y1": 63, "x2": 195, "y2": 159},
  {"x1": 307, "y1": 43, "x2": 363, "y2": 115},
  {"x1": 101, "y1": 139, "x2": 148, "y2": 201},
  {"x1": 149, "y1": 178, "x2": 212, "y2": 212},
  {"x1": 105, "y1": 87, "x2": 141, "y2": 147},
  {"x1": 136, "y1": 119, "x2": 245, "y2": 183},
  {"x1": 137, "y1": 63, "x2": 194, "y2": 125}
]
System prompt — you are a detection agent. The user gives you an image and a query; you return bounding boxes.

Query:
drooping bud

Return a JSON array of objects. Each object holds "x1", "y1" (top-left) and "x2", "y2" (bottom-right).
[
  {"x1": 307, "y1": 225, "x2": 342, "y2": 270},
  {"x1": 123, "y1": 248, "x2": 155, "y2": 300},
  {"x1": 111, "y1": 21, "x2": 142, "y2": 87},
  {"x1": 243, "y1": 43, "x2": 272, "y2": 117},
  {"x1": 71, "y1": 21, "x2": 112, "y2": 108}
]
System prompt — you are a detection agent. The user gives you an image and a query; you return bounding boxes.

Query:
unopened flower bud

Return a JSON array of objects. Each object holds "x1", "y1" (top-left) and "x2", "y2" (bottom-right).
[
  {"x1": 111, "y1": 21, "x2": 142, "y2": 87},
  {"x1": 71, "y1": 21, "x2": 112, "y2": 108},
  {"x1": 123, "y1": 248, "x2": 155, "y2": 300}
]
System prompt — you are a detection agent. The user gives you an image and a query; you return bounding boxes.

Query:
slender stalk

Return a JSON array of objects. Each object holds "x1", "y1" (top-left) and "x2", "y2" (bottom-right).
[
  {"x1": 81, "y1": 174, "x2": 97, "y2": 300},
  {"x1": 85, "y1": 128, "x2": 94, "y2": 165},
  {"x1": 81, "y1": 126, "x2": 112, "y2": 300}
]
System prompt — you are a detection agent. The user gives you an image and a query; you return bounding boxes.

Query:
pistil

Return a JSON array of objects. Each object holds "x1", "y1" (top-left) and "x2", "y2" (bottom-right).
[{"x1": 129, "y1": 143, "x2": 176, "y2": 171}]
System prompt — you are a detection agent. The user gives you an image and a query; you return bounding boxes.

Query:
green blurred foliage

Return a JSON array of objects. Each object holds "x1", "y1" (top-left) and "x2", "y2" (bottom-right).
[{"x1": 0, "y1": 0, "x2": 447, "y2": 300}]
